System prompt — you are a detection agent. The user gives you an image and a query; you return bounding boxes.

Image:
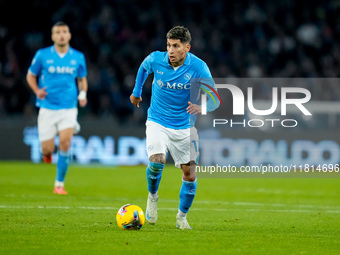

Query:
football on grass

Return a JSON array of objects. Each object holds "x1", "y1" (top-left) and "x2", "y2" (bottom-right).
[{"x1": 116, "y1": 204, "x2": 145, "y2": 230}]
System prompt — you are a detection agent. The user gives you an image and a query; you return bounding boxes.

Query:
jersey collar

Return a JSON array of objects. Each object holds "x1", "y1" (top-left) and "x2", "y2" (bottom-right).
[{"x1": 51, "y1": 45, "x2": 73, "y2": 56}]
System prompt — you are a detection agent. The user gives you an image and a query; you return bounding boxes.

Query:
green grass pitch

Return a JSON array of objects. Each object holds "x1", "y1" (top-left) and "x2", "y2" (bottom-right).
[{"x1": 1, "y1": 161, "x2": 340, "y2": 254}]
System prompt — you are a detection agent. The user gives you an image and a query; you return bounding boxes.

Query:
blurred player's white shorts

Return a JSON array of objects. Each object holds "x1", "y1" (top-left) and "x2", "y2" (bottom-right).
[
  {"x1": 146, "y1": 120, "x2": 199, "y2": 168},
  {"x1": 38, "y1": 108, "x2": 80, "y2": 142}
]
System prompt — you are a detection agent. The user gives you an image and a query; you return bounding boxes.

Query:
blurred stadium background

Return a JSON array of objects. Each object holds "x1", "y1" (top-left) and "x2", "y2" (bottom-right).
[{"x1": 0, "y1": 0, "x2": 340, "y2": 165}]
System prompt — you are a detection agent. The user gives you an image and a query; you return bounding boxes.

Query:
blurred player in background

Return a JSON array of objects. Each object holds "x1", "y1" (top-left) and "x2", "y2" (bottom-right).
[
  {"x1": 130, "y1": 26, "x2": 219, "y2": 229},
  {"x1": 26, "y1": 21, "x2": 88, "y2": 195}
]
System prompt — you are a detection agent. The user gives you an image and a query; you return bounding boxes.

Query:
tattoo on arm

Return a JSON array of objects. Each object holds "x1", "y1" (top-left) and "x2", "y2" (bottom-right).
[{"x1": 149, "y1": 153, "x2": 166, "y2": 164}]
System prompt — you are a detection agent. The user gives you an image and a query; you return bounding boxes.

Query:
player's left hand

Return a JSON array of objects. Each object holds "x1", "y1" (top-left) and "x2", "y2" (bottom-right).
[
  {"x1": 78, "y1": 90, "x2": 87, "y2": 107},
  {"x1": 130, "y1": 94, "x2": 142, "y2": 108},
  {"x1": 187, "y1": 101, "x2": 201, "y2": 116},
  {"x1": 78, "y1": 99, "x2": 87, "y2": 107}
]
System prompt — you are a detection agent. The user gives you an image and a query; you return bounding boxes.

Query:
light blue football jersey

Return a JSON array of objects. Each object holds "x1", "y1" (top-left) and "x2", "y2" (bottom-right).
[
  {"x1": 133, "y1": 51, "x2": 216, "y2": 129},
  {"x1": 28, "y1": 45, "x2": 87, "y2": 109}
]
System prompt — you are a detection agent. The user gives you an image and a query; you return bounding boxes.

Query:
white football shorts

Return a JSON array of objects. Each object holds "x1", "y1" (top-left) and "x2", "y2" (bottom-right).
[
  {"x1": 38, "y1": 108, "x2": 80, "y2": 142},
  {"x1": 145, "y1": 120, "x2": 199, "y2": 168}
]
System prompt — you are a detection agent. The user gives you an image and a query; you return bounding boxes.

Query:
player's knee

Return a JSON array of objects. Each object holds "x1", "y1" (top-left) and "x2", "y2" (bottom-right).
[
  {"x1": 181, "y1": 163, "x2": 196, "y2": 182},
  {"x1": 59, "y1": 139, "x2": 71, "y2": 151},
  {"x1": 149, "y1": 153, "x2": 166, "y2": 164},
  {"x1": 42, "y1": 147, "x2": 53, "y2": 156}
]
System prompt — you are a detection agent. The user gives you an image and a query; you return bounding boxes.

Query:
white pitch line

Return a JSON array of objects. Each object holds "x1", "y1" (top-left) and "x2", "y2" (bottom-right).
[
  {"x1": 0, "y1": 205, "x2": 340, "y2": 214},
  {"x1": 3, "y1": 194, "x2": 339, "y2": 210},
  {"x1": 162, "y1": 199, "x2": 340, "y2": 210}
]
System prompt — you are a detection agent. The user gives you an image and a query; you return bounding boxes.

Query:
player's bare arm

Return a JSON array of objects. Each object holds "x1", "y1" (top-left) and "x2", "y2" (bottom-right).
[
  {"x1": 130, "y1": 94, "x2": 142, "y2": 108},
  {"x1": 26, "y1": 72, "x2": 48, "y2": 99},
  {"x1": 77, "y1": 77, "x2": 88, "y2": 107},
  {"x1": 186, "y1": 101, "x2": 201, "y2": 116}
]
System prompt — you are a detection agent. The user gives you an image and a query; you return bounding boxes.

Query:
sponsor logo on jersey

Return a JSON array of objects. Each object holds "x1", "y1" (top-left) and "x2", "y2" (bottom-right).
[
  {"x1": 157, "y1": 79, "x2": 165, "y2": 88},
  {"x1": 48, "y1": 66, "x2": 56, "y2": 73},
  {"x1": 156, "y1": 79, "x2": 190, "y2": 90},
  {"x1": 48, "y1": 66, "x2": 76, "y2": 74},
  {"x1": 165, "y1": 82, "x2": 191, "y2": 90}
]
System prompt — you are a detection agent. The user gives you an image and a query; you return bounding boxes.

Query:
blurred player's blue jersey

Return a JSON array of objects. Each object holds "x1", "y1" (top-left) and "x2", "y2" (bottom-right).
[
  {"x1": 133, "y1": 51, "x2": 216, "y2": 129},
  {"x1": 28, "y1": 46, "x2": 87, "y2": 109}
]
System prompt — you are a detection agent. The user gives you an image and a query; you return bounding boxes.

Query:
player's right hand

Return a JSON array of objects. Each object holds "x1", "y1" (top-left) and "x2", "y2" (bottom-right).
[
  {"x1": 130, "y1": 94, "x2": 142, "y2": 108},
  {"x1": 36, "y1": 87, "x2": 48, "y2": 99}
]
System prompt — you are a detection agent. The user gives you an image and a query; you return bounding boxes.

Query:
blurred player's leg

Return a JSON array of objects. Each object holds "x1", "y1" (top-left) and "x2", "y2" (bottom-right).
[
  {"x1": 54, "y1": 128, "x2": 73, "y2": 195},
  {"x1": 38, "y1": 108, "x2": 57, "y2": 164},
  {"x1": 41, "y1": 139, "x2": 54, "y2": 164}
]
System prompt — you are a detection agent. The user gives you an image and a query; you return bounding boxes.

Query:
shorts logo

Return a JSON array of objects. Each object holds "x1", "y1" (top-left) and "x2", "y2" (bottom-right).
[
  {"x1": 148, "y1": 145, "x2": 154, "y2": 151},
  {"x1": 184, "y1": 73, "x2": 191, "y2": 80}
]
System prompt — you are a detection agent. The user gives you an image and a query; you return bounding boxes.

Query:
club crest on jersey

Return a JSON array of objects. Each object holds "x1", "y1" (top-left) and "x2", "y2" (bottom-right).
[{"x1": 184, "y1": 73, "x2": 191, "y2": 80}]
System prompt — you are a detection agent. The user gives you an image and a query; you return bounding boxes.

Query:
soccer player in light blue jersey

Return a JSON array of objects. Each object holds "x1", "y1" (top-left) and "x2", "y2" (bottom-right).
[
  {"x1": 26, "y1": 21, "x2": 88, "y2": 195},
  {"x1": 130, "y1": 26, "x2": 219, "y2": 229}
]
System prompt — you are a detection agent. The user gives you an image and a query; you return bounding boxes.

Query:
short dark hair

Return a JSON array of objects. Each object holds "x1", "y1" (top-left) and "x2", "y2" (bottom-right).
[
  {"x1": 51, "y1": 21, "x2": 69, "y2": 33},
  {"x1": 166, "y1": 26, "x2": 191, "y2": 44}
]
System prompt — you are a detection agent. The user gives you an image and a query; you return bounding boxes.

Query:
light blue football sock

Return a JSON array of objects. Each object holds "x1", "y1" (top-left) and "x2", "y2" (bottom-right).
[
  {"x1": 179, "y1": 178, "x2": 197, "y2": 213},
  {"x1": 56, "y1": 150, "x2": 70, "y2": 182},
  {"x1": 146, "y1": 162, "x2": 165, "y2": 194}
]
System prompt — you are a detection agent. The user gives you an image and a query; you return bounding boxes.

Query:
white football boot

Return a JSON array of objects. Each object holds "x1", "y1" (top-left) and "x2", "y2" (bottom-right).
[
  {"x1": 176, "y1": 214, "x2": 192, "y2": 229},
  {"x1": 146, "y1": 193, "x2": 158, "y2": 224}
]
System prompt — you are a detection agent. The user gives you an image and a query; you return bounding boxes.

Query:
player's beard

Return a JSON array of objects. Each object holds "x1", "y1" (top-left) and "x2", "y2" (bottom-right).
[
  {"x1": 170, "y1": 55, "x2": 185, "y2": 67},
  {"x1": 58, "y1": 43, "x2": 67, "y2": 47}
]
